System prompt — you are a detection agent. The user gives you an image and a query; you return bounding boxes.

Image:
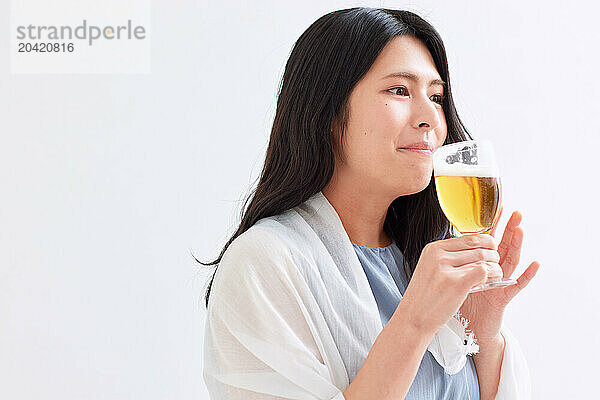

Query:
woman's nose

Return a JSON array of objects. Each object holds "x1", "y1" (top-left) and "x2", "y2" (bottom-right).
[{"x1": 412, "y1": 98, "x2": 441, "y2": 132}]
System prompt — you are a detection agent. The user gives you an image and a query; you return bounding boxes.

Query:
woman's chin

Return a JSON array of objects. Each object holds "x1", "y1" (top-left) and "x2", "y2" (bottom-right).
[{"x1": 393, "y1": 175, "x2": 432, "y2": 196}]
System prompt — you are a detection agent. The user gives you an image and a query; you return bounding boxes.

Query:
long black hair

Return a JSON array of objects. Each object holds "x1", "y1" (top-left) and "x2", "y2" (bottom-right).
[{"x1": 197, "y1": 7, "x2": 471, "y2": 308}]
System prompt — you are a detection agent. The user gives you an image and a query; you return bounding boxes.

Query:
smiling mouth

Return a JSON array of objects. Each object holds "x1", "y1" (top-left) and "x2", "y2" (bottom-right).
[{"x1": 397, "y1": 148, "x2": 433, "y2": 156}]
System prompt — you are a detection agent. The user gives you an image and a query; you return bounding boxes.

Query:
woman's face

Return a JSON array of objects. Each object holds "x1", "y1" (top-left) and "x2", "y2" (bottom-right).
[{"x1": 335, "y1": 35, "x2": 448, "y2": 198}]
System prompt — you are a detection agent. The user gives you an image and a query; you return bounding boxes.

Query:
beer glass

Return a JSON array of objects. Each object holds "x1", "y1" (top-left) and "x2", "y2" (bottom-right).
[{"x1": 433, "y1": 139, "x2": 517, "y2": 293}]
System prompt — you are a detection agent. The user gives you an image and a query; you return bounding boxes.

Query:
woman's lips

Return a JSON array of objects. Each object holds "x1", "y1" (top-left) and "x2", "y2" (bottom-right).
[{"x1": 398, "y1": 148, "x2": 433, "y2": 156}]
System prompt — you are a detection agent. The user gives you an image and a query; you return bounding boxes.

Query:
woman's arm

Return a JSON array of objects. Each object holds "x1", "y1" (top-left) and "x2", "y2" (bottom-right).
[
  {"x1": 345, "y1": 235, "x2": 501, "y2": 400},
  {"x1": 472, "y1": 334, "x2": 505, "y2": 400},
  {"x1": 343, "y1": 301, "x2": 436, "y2": 400}
]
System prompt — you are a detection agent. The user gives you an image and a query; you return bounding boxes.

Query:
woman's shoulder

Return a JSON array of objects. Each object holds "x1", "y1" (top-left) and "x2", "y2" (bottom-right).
[
  {"x1": 211, "y1": 208, "x2": 322, "y2": 296},
  {"x1": 208, "y1": 222, "x2": 307, "y2": 310},
  {"x1": 233, "y1": 209, "x2": 310, "y2": 255},
  {"x1": 222, "y1": 224, "x2": 291, "y2": 264},
  {"x1": 216, "y1": 215, "x2": 304, "y2": 274}
]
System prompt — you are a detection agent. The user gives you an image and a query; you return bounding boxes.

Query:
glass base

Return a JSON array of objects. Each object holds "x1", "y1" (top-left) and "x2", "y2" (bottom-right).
[{"x1": 469, "y1": 278, "x2": 517, "y2": 293}]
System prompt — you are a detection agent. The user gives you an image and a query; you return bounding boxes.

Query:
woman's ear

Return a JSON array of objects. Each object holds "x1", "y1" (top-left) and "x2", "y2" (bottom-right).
[
  {"x1": 330, "y1": 118, "x2": 342, "y2": 160},
  {"x1": 330, "y1": 117, "x2": 338, "y2": 136}
]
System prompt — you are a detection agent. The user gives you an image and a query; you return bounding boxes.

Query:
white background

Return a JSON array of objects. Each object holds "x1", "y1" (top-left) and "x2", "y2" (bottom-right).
[{"x1": 1, "y1": 0, "x2": 599, "y2": 398}]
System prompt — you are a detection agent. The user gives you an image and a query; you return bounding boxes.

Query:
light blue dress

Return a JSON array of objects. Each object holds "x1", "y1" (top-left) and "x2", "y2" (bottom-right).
[{"x1": 352, "y1": 239, "x2": 480, "y2": 400}]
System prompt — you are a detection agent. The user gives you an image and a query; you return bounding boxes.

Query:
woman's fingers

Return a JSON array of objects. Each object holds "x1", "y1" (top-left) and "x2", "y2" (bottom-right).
[
  {"x1": 449, "y1": 248, "x2": 500, "y2": 266},
  {"x1": 498, "y1": 211, "x2": 523, "y2": 265},
  {"x1": 503, "y1": 261, "x2": 540, "y2": 302},
  {"x1": 440, "y1": 234, "x2": 497, "y2": 252},
  {"x1": 500, "y1": 226, "x2": 523, "y2": 278},
  {"x1": 490, "y1": 206, "x2": 503, "y2": 237},
  {"x1": 457, "y1": 261, "x2": 503, "y2": 288}
]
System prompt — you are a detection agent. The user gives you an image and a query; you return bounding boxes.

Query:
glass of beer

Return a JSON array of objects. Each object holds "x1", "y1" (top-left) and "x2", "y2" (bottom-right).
[{"x1": 433, "y1": 139, "x2": 517, "y2": 293}]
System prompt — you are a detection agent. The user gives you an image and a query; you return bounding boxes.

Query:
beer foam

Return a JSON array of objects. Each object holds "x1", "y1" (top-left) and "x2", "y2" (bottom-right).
[
  {"x1": 434, "y1": 163, "x2": 498, "y2": 177},
  {"x1": 433, "y1": 140, "x2": 499, "y2": 177}
]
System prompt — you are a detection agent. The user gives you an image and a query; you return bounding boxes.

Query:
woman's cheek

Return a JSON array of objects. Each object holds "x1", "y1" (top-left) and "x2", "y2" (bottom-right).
[{"x1": 376, "y1": 103, "x2": 404, "y2": 127}]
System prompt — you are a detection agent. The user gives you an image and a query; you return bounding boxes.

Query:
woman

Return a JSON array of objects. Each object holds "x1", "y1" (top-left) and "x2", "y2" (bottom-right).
[{"x1": 200, "y1": 7, "x2": 540, "y2": 400}]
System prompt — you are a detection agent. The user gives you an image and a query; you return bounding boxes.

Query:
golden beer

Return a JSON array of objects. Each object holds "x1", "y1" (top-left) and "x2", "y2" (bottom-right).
[{"x1": 434, "y1": 175, "x2": 501, "y2": 234}]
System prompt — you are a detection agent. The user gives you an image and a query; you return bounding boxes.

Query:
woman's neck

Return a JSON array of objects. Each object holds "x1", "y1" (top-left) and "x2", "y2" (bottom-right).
[{"x1": 321, "y1": 181, "x2": 393, "y2": 248}]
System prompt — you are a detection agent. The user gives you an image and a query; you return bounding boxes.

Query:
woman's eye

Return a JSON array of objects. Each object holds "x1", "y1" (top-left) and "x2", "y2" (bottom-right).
[
  {"x1": 430, "y1": 94, "x2": 445, "y2": 104},
  {"x1": 388, "y1": 87, "x2": 445, "y2": 105},
  {"x1": 389, "y1": 87, "x2": 409, "y2": 96}
]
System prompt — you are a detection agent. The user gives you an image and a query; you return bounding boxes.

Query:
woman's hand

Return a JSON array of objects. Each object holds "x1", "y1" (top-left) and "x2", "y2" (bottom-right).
[
  {"x1": 397, "y1": 232, "x2": 503, "y2": 336},
  {"x1": 458, "y1": 207, "x2": 541, "y2": 342}
]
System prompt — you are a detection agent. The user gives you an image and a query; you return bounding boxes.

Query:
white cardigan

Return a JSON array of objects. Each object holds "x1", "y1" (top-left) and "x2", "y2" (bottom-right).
[{"x1": 203, "y1": 191, "x2": 531, "y2": 399}]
